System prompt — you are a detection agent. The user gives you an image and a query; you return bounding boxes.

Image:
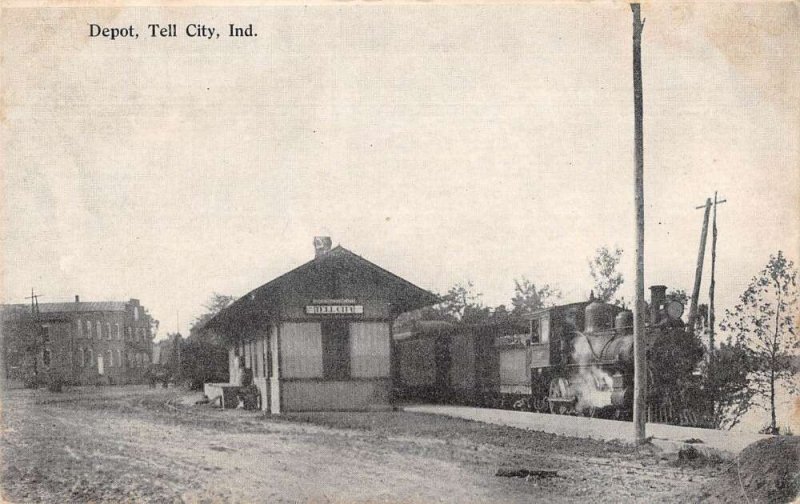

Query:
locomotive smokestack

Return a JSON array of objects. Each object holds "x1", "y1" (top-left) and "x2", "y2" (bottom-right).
[{"x1": 650, "y1": 285, "x2": 667, "y2": 323}]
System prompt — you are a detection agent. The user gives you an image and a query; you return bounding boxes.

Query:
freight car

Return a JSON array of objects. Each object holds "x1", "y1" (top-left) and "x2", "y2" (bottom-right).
[{"x1": 394, "y1": 320, "x2": 525, "y2": 406}]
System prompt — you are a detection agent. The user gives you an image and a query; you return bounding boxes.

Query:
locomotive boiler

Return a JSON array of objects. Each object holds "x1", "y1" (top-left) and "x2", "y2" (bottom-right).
[{"x1": 523, "y1": 285, "x2": 685, "y2": 416}]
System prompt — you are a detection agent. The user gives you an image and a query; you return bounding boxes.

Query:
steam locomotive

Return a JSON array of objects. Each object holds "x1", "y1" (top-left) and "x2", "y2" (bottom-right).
[{"x1": 394, "y1": 285, "x2": 686, "y2": 418}]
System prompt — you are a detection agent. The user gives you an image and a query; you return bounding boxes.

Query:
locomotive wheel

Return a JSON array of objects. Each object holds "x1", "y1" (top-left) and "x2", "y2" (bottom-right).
[
  {"x1": 533, "y1": 397, "x2": 549, "y2": 413},
  {"x1": 548, "y1": 377, "x2": 575, "y2": 415}
]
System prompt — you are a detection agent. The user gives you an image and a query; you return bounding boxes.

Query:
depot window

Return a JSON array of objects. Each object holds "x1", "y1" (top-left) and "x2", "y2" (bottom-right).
[
  {"x1": 530, "y1": 315, "x2": 550, "y2": 344},
  {"x1": 43, "y1": 349, "x2": 51, "y2": 367},
  {"x1": 321, "y1": 321, "x2": 350, "y2": 380}
]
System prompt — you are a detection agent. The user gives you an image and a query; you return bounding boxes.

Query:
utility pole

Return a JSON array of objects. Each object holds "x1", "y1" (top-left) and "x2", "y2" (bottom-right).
[
  {"x1": 630, "y1": 2, "x2": 647, "y2": 444},
  {"x1": 25, "y1": 288, "x2": 42, "y2": 316},
  {"x1": 707, "y1": 192, "x2": 726, "y2": 359},
  {"x1": 688, "y1": 199, "x2": 711, "y2": 332},
  {"x1": 24, "y1": 289, "x2": 43, "y2": 378}
]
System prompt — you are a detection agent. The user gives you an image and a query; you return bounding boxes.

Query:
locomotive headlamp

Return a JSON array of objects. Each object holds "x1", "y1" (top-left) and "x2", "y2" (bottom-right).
[{"x1": 665, "y1": 300, "x2": 684, "y2": 320}]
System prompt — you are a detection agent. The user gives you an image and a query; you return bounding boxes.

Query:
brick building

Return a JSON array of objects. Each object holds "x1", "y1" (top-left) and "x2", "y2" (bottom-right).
[{"x1": 1, "y1": 296, "x2": 155, "y2": 386}]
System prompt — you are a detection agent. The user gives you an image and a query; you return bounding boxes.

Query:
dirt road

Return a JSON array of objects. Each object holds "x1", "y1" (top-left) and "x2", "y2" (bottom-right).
[{"x1": 1, "y1": 386, "x2": 722, "y2": 503}]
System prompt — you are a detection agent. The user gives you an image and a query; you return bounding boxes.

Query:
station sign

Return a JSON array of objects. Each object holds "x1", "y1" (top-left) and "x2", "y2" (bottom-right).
[{"x1": 305, "y1": 304, "x2": 364, "y2": 315}]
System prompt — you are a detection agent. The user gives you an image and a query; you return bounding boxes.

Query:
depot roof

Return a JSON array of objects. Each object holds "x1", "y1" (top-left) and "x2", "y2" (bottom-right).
[{"x1": 205, "y1": 246, "x2": 438, "y2": 334}]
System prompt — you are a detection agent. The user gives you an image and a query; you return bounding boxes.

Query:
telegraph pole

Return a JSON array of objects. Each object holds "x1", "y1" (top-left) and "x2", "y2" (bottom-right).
[
  {"x1": 24, "y1": 289, "x2": 43, "y2": 378},
  {"x1": 688, "y1": 199, "x2": 711, "y2": 332},
  {"x1": 707, "y1": 192, "x2": 726, "y2": 359},
  {"x1": 630, "y1": 3, "x2": 647, "y2": 444},
  {"x1": 25, "y1": 288, "x2": 42, "y2": 316}
]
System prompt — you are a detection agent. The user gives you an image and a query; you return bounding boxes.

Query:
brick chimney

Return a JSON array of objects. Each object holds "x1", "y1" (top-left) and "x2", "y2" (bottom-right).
[
  {"x1": 75, "y1": 295, "x2": 80, "y2": 303},
  {"x1": 314, "y1": 236, "x2": 332, "y2": 258}
]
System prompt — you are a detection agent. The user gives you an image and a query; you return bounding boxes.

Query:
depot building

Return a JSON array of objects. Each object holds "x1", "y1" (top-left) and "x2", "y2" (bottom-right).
[{"x1": 205, "y1": 238, "x2": 438, "y2": 413}]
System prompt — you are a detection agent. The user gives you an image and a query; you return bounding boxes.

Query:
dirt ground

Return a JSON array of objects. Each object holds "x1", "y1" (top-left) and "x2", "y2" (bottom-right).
[{"x1": 1, "y1": 385, "x2": 725, "y2": 503}]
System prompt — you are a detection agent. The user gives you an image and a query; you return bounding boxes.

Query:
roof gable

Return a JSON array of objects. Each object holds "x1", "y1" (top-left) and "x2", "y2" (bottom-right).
[{"x1": 207, "y1": 246, "x2": 438, "y2": 332}]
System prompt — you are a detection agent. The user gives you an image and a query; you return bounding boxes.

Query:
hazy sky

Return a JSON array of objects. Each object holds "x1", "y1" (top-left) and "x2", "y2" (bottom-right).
[{"x1": 2, "y1": 3, "x2": 798, "y2": 339}]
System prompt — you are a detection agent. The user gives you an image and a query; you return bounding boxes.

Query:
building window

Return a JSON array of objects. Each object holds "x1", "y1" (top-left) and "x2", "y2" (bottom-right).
[
  {"x1": 43, "y1": 349, "x2": 51, "y2": 367},
  {"x1": 106, "y1": 323, "x2": 111, "y2": 340},
  {"x1": 117, "y1": 349, "x2": 122, "y2": 368},
  {"x1": 116, "y1": 323, "x2": 121, "y2": 340},
  {"x1": 96, "y1": 321, "x2": 102, "y2": 339},
  {"x1": 41, "y1": 326, "x2": 50, "y2": 345},
  {"x1": 127, "y1": 327, "x2": 132, "y2": 340},
  {"x1": 321, "y1": 321, "x2": 350, "y2": 380},
  {"x1": 87, "y1": 348, "x2": 94, "y2": 368},
  {"x1": 540, "y1": 316, "x2": 550, "y2": 343},
  {"x1": 565, "y1": 308, "x2": 578, "y2": 328},
  {"x1": 77, "y1": 319, "x2": 83, "y2": 338},
  {"x1": 530, "y1": 319, "x2": 540, "y2": 343},
  {"x1": 79, "y1": 348, "x2": 85, "y2": 367},
  {"x1": 108, "y1": 350, "x2": 114, "y2": 367},
  {"x1": 86, "y1": 321, "x2": 92, "y2": 338}
]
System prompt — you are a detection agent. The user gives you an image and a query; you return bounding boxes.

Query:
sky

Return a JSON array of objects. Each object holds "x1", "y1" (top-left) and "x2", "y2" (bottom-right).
[{"x1": 2, "y1": 3, "x2": 798, "y2": 343}]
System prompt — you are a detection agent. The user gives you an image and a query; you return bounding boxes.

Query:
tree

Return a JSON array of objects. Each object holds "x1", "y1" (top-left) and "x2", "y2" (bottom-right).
[
  {"x1": 434, "y1": 282, "x2": 485, "y2": 322},
  {"x1": 701, "y1": 341, "x2": 755, "y2": 429},
  {"x1": 510, "y1": 277, "x2": 561, "y2": 319},
  {"x1": 588, "y1": 246, "x2": 624, "y2": 304},
  {"x1": 181, "y1": 293, "x2": 238, "y2": 389},
  {"x1": 647, "y1": 325, "x2": 705, "y2": 425},
  {"x1": 720, "y1": 251, "x2": 799, "y2": 433},
  {"x1": 189, "y1": 293, "x2": 237, "y2": 342}
]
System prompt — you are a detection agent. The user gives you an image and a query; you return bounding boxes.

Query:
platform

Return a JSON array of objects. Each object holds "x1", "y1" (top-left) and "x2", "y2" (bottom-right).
[{"x1": 402, "y1": 404, "x2": 771, "y2": 459}]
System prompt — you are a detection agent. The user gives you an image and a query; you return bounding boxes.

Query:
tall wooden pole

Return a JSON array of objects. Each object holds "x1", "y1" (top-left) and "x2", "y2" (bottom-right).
[
  {"x1": 708, "y1": 194, "x2": 718, "y2": 357},
  {"x1": 688, "y1": 199, "x2": 711, "y2": 332},
  {"x1": 631, "y1": 3, "x2": 647, "y2": 444},
  {"x1": 707, "y1": 192, "x2": 726, "y2": 359}
]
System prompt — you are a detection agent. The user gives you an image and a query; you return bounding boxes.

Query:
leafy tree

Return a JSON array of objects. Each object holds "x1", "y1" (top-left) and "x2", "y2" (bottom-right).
[
  {"x1": 462, "y1": 305, "x2": 492, "y2": 324},
  {"x1": 588, "y1": 246, "x2": 624, "y2": 304},
  {"x1": 701, "y1": 341, "x2": 755, "y2": 429},
  {"x1": 180, "y1": 293, "x2": 237, "y2": 389},
  {"x1": 189, "y1": 293, "x2": 237, "y2": 342},
  {"x1": 180, "y1": 337, "x2": 229, "y2": 390},
  {"x1": 490, "y1": 304, "x2": 512, "y2": 325},
  {"x1": 647, "y1": 325, "x2": 705, "y2": 424},
  {"x1": 720, "y1": 251, "x2": 799, "y2": 433},
  {"x1": 434, "y1": 282, "x2": 485, "y2": 322},
  {"x1": 510, "y1": 277, "x2": 561, "y2": 319}
]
